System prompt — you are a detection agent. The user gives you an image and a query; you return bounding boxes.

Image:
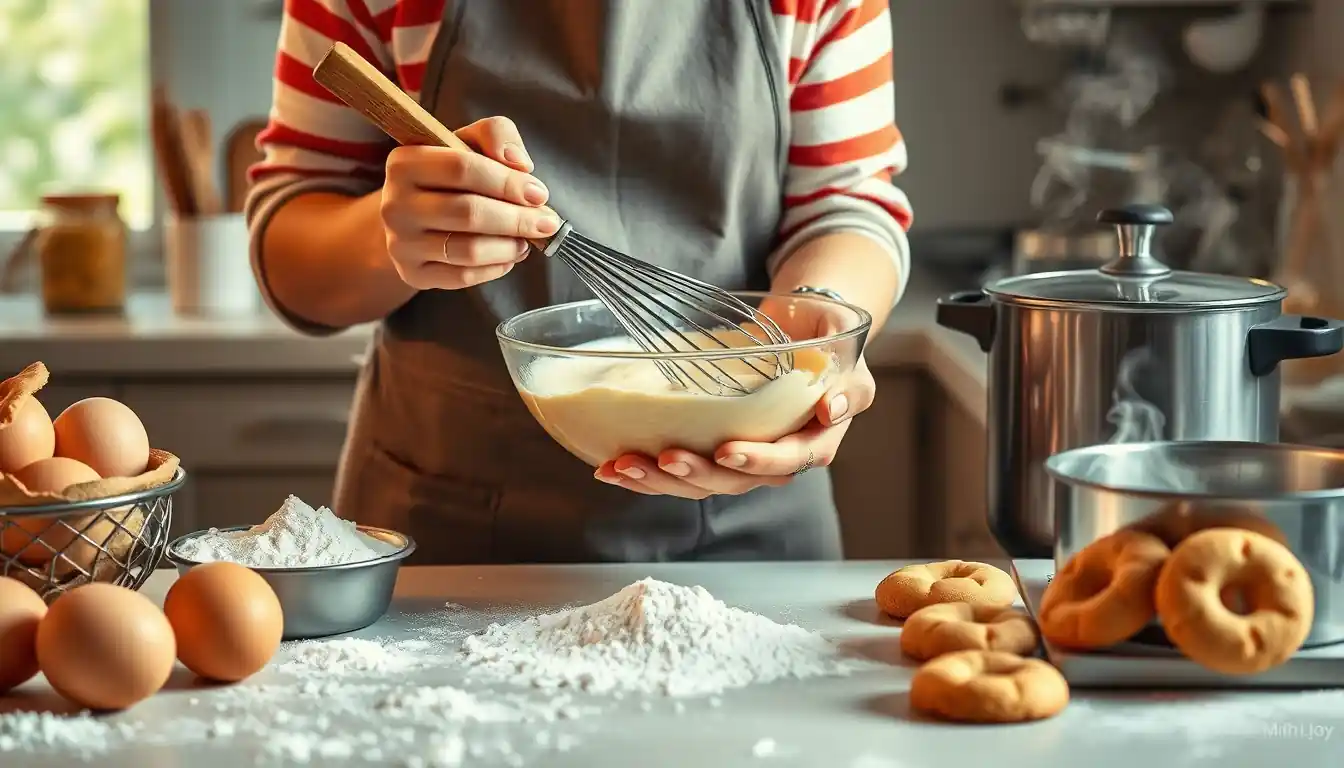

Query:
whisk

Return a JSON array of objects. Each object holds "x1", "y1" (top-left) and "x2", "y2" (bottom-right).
[{"x1": 312, "y1": 42, "x2": 792, "y2": 396}]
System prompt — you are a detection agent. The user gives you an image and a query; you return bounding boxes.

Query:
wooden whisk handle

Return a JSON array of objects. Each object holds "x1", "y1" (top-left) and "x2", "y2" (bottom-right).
[
  {"x1": 313, "y1": 42, "x2": 472, "y2": 153},
  {"x1": 311, "y1": 41, "x2": 562, "y2": 249}
]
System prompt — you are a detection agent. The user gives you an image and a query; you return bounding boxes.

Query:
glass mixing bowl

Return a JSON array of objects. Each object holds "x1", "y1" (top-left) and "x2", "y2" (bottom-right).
[{"x1": 496, "y1": 291, "x2": 872, "y2": 467}]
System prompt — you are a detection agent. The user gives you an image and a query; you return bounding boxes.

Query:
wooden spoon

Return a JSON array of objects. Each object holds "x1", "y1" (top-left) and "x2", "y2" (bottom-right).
[
  {"x1": 177, "y1": 109, "x2": 222, "y2": 215},
  {"x1": 149, "y1": 86, "x2": 197, "y2": 216}
]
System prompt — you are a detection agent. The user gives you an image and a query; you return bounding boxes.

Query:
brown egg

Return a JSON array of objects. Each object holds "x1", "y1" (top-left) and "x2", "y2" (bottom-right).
[
  {"x1": 164, "y1": 562, "x2": 283, "y2": 683},
  {"x1": 0, "y1": 576, "x2": 47, "y2": 692},
  {"x1": 53, "y1": 398, "x2": 150, "y2": 479},
  {"x1": 36, "y1": 583, "x2": 176, "y2": 711},
  {"x1": 0, "y1": 395, "x2": 55, "y2": 474},
  {"x1": 0, "y1": 457, "x2": 102, "y2": 565}
]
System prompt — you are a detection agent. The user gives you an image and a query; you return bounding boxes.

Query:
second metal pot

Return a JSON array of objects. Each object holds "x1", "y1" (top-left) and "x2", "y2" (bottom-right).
[
  {"x1": 937, "y1": 204, "x2": 1344, "y2": 558},
  {"x1": 1045, "y1": 440, "x2": 1344, "y2": 648}
]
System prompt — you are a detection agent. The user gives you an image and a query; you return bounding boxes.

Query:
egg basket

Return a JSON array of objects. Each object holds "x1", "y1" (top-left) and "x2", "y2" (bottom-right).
[{"x1": 0, "y1": 466, "x2": 187, "y2": 603}]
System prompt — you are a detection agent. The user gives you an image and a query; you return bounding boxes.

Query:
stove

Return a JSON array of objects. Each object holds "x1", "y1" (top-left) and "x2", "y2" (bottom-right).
[{"x1": 1011, "y1": 559, "x2": 1344, "y2": 689}]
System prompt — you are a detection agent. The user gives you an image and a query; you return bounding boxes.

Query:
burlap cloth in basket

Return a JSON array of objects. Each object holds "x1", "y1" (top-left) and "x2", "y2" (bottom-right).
[{"x1": 0, "y1": 362, "x2": 181, "y2": 595}]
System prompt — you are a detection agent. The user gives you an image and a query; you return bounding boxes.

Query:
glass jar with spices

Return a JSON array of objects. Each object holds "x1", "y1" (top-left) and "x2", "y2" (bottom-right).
[{"x1": 33, "y1": 193, "x2": 128, "y2": 315}]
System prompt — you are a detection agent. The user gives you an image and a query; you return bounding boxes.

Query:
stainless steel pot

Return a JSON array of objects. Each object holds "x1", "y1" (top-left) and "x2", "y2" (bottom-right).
[
  {"x1": 1045, "y1": 440, "x2": 1344, "y2": 647},
  {"x1": 937, "y1": 204, "x2": 1344, "y2": 558}
]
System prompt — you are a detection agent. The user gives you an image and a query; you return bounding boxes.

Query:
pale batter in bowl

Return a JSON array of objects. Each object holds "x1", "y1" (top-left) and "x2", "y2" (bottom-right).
[
  {"x1": 518, "y1": 335, "x2": 833, "y2": 466},
  {"x1": 497, "y1": 291, "x2": 870, "y2": 467}
]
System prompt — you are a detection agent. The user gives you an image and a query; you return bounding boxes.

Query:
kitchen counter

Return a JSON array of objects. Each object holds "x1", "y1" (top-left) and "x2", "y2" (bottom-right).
[
  {"x1": 4, "y1": 561, "x2": 1341, "y2": 767},
  {"x1": 0, "y1": 268, "x2": 989, "y2": 423}
]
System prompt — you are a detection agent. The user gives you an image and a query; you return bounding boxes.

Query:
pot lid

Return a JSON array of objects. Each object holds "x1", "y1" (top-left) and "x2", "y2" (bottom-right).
[{"x1": 986, "y1": 205, "x2": 1284, "y2": 309}]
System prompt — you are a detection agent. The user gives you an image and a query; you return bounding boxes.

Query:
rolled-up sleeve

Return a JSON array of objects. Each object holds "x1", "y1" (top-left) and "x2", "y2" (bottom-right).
[
  {"x1": 771, "y1": 0, "x2": 913, "y2": 305},
  {"x1": 244, "y1": 0, "x2": 401, "y2": 335}
]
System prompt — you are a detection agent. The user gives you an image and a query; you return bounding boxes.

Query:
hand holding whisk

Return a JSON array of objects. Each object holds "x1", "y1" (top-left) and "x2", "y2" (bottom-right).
[{"x1": 310, "y1": 42, "x2": 793, "y2": 397}]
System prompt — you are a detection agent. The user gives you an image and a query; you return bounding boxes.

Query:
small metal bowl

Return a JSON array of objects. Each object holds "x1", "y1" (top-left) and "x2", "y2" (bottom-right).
[{"x1": 165, "y1": 525, "x2": 416, "y2": 640}]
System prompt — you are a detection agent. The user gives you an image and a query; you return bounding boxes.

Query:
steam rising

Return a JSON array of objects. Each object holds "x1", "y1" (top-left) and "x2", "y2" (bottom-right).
[{"x1": 1100, "y1": 347, "x2": 1198, "y2": 491}]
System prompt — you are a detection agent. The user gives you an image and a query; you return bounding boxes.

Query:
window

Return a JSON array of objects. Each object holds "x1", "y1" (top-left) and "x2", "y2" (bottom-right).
[{"x1": 0, "y1": 0, "x2": 151, "y2": 234}]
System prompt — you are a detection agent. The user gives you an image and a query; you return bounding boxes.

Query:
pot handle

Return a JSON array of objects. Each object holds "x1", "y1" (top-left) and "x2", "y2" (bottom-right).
[
  {"x1": 936, "y1": 290, "x2": 995, "y2": 353},
  {"x1": 1247, "y1": 315, "x2": 1344, "y2": 377}
]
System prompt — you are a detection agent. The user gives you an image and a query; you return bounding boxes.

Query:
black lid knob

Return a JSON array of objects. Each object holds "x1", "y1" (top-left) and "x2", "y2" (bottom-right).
[{"x1": 1096, "y1": 204, "x2": 1175, "y2": 226}]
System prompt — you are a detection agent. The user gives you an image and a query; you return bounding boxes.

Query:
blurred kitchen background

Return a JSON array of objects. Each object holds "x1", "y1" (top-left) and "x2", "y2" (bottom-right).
[{"x1": 0, "y1": 0, "x2": 1342, "y2": 560}]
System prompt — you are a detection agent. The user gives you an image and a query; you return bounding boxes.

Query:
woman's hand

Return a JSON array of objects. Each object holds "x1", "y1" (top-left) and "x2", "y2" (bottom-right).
[
  {"x1": 380, "y1": 117, "x2": 561, "y2": 290},
  {"x1": 594, "y1": 297, "x2": 876, "y2": 499}
]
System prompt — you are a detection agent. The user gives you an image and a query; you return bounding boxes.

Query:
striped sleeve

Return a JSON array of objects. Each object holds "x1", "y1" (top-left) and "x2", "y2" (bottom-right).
[
  {"x1": 244, "y1": 0, "x2": 444, "y2": 335},
  {"x1": 771, "y1": 0, "x2": 912, "y2": 303}
]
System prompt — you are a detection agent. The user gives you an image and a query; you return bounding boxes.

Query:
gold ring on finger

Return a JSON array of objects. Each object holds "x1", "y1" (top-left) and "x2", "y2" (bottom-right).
[{"x1": 441, "y1": 232, "x2": 453, "y2": 261}]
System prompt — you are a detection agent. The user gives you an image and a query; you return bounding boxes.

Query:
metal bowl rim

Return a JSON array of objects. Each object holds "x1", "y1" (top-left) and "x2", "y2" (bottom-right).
[
  {"x1": 1045, "y1": 440, "x2": 1344, "y2": 502},
  {"x1": 494, "y1": 290, "x2": 873, "y2": 360},
  {"x1": 0, "y1": 468, "x2": 188, "y2": 517},
  {"x1": 165, "y1": 524, "x2": 416, "y2": 573}
]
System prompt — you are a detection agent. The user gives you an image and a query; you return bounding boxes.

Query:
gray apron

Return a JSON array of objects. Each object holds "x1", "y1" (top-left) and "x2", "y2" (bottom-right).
[{"x1": 333, "y1": 0, "x2": 843, "y2": 564}]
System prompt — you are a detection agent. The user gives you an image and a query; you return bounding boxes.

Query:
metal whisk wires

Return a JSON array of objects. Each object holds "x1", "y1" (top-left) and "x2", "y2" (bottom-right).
[
  {"x1": 306, "y1": 42, "x2": 793, "y2": 396},
  {"x1": 543, "y1": 222, "x2": 794, "y2": 396}
]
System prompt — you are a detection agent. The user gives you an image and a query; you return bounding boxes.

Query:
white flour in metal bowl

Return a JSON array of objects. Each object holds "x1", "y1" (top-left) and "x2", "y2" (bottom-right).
[
  {"x1": 172, "y1": 495, "x2": 397, "y2": 568},
  {"x1": 460, "y1": 577, "x2": 851, "y2": 696}
]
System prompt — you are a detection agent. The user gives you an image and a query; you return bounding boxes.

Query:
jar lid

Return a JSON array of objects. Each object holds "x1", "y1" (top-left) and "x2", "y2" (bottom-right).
[
  {"x1": 986, "y1": 204, "x2": 1285, "y2": 310},
  {"x1": 40, "y1": 192, "x2": 120, "y2": 211}
]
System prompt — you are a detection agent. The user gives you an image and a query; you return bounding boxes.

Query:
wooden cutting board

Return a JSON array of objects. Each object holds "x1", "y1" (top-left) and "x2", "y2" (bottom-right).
[{"x1": 223, "y1": 119, "x2": 268, "y2": 213}]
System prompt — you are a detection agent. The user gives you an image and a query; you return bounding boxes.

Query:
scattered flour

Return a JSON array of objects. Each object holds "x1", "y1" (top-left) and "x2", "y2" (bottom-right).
[
  {"x1": 0, "y1": 712, "x2": 139, "y2": 758},
  {"x1": 460, "y1": 577, "x2": 849, "y2": 697},
  {"x1": 172, "y1": 495, "x2": 395, "y2": 568},
  {"x1": 752, "y1": 737, "x2": 780, "y2": 757},
  {"x1": 277, "y1": 636, "x2": 428, "y2": 676},
  {"x1": 1065, "y1": 690, "x2": 1344, "y2": 758}
]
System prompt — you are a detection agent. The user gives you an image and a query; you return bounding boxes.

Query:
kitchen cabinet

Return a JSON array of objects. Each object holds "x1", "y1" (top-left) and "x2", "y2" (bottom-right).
[
  {"x1": 922, "y1": 381, "x2": 1003, "y2": 561},
  {"x1": 830, "y1": 370, "x2": 921, "y2": 559},
  {"x1": 830, "y1": 367, "x2": 1001, "y2": 562}
]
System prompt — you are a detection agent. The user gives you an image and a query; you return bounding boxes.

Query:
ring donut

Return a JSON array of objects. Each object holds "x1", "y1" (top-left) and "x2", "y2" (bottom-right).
[
  {"x1": 900, "y1": 602, "x2": 1040, "y2": 662},
  {"x1": 1130, "y1": 502, "x2": 1287, "y2": 549},
  {"x1": 875, "y1": 561, "x2": 1016, "y2": 619},
  {"x1": 1039, "y1": 529, "x2": 1170, "y2": 649},
  {"x1": 1155, "y1": 527, "x2": 1314, "y2": 675},
  {"x1": 909, "y1": 650, "x2": 1069, "y2": 724}
]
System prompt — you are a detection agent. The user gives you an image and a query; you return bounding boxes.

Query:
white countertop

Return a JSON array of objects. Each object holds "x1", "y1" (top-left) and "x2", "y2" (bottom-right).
[
  {"x1": 0, "y1": 270, "x2": 989, "y2": 421},
  {"x1": 4, "y1": 560, "x2": 1340, "y2": 767}
]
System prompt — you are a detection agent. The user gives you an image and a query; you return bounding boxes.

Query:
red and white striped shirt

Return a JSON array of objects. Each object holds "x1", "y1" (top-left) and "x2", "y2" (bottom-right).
[{"x1": 247, "y1": 0, "x2": 913, "y2": 304}]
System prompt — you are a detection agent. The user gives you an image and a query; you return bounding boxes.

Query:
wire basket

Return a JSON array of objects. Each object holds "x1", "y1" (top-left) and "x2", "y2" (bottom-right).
[{"x1": 0, "y1": 468, "x2": 187, "y2": 602}]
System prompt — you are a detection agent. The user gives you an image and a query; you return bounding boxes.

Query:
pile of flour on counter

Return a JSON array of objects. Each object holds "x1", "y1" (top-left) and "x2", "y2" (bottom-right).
[
  {"x1": 173, "y1": 495, "x2": 395, "y2": 567},
  {"x1": 461, "y1": 577, "x2": 849, "y2": 696}
]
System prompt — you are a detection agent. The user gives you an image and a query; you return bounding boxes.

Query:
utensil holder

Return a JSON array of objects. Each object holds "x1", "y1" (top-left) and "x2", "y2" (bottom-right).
[
  {"x1": 164, "y1": 213, "x2": 259, "y2": 316},
  {"x1": 1276, "y1": 167, "x2": 1344, "y2": 388}
]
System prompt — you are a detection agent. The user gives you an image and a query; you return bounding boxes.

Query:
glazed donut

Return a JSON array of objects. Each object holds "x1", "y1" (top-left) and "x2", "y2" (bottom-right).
[
  {"x1": 1131, "y1": 502, "x2": 1287, "y2": 549},
  {"x1": 1155, "y1": 527, "x2": 1314, "y2": 675},
  {"x1": 899, "y1": 602, "x2": 1040, "y2": 662},
  {"x1": 909, "y1": 650, "x2": 1069, "y2": 724},
  {"x1": 875, "y1": 561, "x2": 1016, "y2": 619},
  {"x1": 1038, "y1": 529, "x2": 1170, "y2": 649}
]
